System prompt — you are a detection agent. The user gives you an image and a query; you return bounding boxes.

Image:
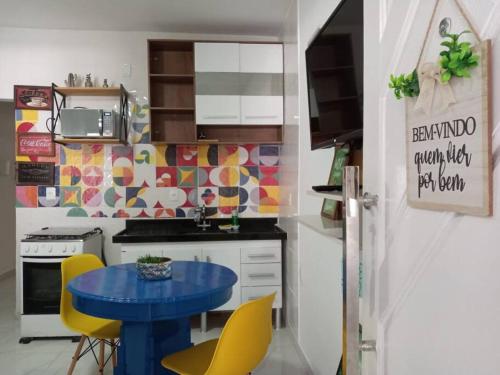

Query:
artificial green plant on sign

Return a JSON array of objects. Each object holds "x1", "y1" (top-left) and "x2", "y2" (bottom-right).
[
  {"x1": 388, "y1": 30, "x2": 479, "y2": 99},
  {"x1": 439, "y1": 31, "x2": 480, "y2": 83}
]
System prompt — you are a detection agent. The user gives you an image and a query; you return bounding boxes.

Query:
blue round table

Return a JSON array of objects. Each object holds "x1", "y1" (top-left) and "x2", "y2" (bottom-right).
[{"x1": 68, "y1": 261, "x2": 238, "y2": 375}]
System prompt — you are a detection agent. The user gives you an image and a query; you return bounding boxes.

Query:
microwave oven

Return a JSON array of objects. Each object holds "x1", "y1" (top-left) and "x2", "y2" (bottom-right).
[{"x1": 60, "y1": 109, "x2": 118, "y2": 138}]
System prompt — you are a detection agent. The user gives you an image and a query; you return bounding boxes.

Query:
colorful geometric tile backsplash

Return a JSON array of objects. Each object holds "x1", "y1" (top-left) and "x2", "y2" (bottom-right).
[
  {"x1": 15, "y1": 107, "x2": 280, "y2": 219},
  {"x1": 16, "y1": 143, "x2": 280, "y2": 218}
]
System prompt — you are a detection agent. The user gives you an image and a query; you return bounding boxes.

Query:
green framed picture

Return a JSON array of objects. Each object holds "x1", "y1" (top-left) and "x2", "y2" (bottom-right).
[{"x1": 321, "y1": 147, "x2": 350, "y2": 219}]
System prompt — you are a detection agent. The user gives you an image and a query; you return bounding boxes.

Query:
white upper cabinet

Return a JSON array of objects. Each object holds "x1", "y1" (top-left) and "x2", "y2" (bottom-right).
[
  {"x1": 241, "y1": 96, "x2": 283, "y2": 125},
  {"x1": 194, "y1": 43, "x2": 239, "y2": 72},
  {"x1": 195, "y1": 95, "x2": 241, "y2": 125},
  {"x1": 195, "y1": 42, "x2": 283, "y2": 125},
  {"x1": 239, "y1": 44, "x2": 283, "y2": 73}
]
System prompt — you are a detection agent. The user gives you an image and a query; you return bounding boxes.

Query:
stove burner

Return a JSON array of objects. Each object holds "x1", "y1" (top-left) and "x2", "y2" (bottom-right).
[{"x1": 23, "y1": 227, "x2": 102, "y2": 242}]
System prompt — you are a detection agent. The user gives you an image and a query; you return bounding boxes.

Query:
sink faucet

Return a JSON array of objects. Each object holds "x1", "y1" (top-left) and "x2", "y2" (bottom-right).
[{"x1": 194, "y1": 204, "x2": 211, "y2": 230}]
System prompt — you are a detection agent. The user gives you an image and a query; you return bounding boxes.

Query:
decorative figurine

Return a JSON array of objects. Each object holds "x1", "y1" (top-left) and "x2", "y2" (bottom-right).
[
  {"x1": 64, "y1": 73, "x2": 78, "y2": 87},
  {"x1": 102, "y1": 79, "x2": 109, "y2": 88},
  {"x1": 84, "y1": 74, "x2": 93, "y2": 87}
]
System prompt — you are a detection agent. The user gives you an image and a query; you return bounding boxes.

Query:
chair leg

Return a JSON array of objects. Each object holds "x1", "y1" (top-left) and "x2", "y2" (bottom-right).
[
  {"x1": 67, "y1": 335, "x2": 86, "y2": 375},
  {"x1": 111, "y1": 338, "x2": 117, "y2": 367},
  {"x1": 98, "y1": 339, "x2": 105, "y2": 373}
]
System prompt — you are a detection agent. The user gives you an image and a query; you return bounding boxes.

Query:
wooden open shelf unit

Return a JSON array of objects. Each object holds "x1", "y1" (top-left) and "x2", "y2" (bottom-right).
[
  {"x1": 148, "y1": 39, "x2": 283, "y2": 145},
  {"x1": 51, "y1": 83, "x2": 129, "y2": 145},
  {"x1": 197, "y1": 125, "x2": 283, "y2": 144},
  {"x1": 149, "y1": 40, "x2": 196, "y2": 144},
  {"x1": 53, "y1": 87, "x2": 122, "y2": 96},
  {"x1": 54, "y1": 137, "x2": 123, "y2": 145}
]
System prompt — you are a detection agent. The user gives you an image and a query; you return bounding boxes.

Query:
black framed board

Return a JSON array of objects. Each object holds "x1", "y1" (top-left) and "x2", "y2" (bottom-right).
[{"x1": 16, "y1": 162, "x2": 55, "y2": 186}]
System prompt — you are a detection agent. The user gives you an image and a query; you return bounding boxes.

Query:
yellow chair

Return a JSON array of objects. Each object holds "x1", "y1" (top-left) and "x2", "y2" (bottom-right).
[
  {"x1": 161, "y1": 293, "x2": 276, "y2": 375},
  {"x1": 61, "y1": 254, "x2": 121, "y2": 374}
]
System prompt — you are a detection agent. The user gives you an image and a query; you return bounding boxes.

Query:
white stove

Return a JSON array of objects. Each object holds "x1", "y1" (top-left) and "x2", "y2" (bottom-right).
[
  {"x1": 19, "y1": 227, "x2": 103, "y2": 343},
  {"x1": 20, "y1": 227, "x2": 102, "y2": 256}
]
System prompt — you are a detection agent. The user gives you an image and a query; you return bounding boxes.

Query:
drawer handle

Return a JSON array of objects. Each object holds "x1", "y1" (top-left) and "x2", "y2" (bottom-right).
[
  {"x1": 247, "y1": 254, "x2": 276, "y2": 259},
  {"x1": 248, "y1": 273, "x2": 276, "y2": 278},
  {"x1": 248, "y1": 296, "x2": 263, "y2": 301}
]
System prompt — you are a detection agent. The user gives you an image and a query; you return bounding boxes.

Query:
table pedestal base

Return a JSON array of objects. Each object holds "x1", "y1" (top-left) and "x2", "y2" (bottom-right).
[{"x1": 115, "y1": 318, "x2": 191, "y2": 375}]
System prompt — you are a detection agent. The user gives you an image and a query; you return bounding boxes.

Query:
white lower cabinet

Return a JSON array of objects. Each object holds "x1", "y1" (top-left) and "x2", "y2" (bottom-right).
[
  {"x1": 241, "y1": 286, "x2": 282, "y2": 308},
  {"x1": 241, "y1": 263, "x2": 282, "y2": 287},
  {"x1": 202, "y1": 246, "x2": 241, "y2": 311},
  {"x1": 120, "y1": 240, "x2": 282, "y2": 319}
]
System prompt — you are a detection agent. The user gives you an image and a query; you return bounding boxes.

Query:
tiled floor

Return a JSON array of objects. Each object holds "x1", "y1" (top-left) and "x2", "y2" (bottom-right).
[{"x1": 0, "y1": 275, "x2": 311, "y2": 374}]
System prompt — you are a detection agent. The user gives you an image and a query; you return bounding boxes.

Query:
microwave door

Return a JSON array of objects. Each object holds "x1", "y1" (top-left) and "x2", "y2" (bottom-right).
[{"x1": 60, "y1": 109, "x2": 101, "y2": 138}]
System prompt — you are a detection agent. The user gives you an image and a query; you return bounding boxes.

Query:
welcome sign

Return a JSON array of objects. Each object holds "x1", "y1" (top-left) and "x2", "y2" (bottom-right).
[{"x1": 406, "y1": 0, "x2": 492, "y2": 216}]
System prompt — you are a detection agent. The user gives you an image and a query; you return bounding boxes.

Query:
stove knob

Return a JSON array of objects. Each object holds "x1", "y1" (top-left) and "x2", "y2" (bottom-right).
[
  {"x1": 34, "y1": 247, "x2": 38, "y2": 254},
  {"x1": 48, "y1": 247, "x2": 53, "y2": 253},
  {"x1": 71, "y1": 248, "x2": 77, "y2": 253},
  {"x1": 62, "y1": 246, "x2": 67, "y2": 253},
  {"x1": 25, "y1": 246, "x2": 30, "y2": 253}
]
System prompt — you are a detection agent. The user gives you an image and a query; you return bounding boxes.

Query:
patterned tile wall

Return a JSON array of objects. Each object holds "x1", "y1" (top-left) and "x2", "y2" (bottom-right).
[{"x1": 14, "y1": 109, "x2": 280, "y2": 219}]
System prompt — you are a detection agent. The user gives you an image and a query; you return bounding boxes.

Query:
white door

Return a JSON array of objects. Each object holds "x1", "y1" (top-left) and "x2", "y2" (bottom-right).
[
  {"x1": 163, "y1": 247, "x2": 202, "y2": 262},
  {"x1": 362, "y1": 1, "x2": 500, "y2": 375},
  {"x1": 120, "y1": 245, "x2": 164, "y2": 263},
  {"x1": 195, "y1": 42, "x2": 240, "y2": 125},
  {"x1": 202, "y1": 246, "x2": 241, "y2": 311},
  {"x1": 240, "y1": 43, "x2": 283, "y2": 125}
]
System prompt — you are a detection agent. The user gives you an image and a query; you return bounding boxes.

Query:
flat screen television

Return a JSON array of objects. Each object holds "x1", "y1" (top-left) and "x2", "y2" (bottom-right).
[{"x1": 306, "y1": 0, "x2": 363, "y2": 150}]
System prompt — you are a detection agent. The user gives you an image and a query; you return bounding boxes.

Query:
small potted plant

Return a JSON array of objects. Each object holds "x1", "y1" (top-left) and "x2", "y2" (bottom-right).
[{"x1": 136, "y1": 255, "x2": 172, "y2": 280}]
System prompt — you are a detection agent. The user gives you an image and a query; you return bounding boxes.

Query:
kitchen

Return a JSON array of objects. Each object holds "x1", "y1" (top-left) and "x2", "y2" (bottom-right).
[{"x1": 2, "y1": 0, "x2": 500, "y2": 375}]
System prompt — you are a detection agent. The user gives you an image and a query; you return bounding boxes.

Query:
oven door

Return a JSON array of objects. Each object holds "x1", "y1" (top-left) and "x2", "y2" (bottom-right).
[{"x1": 21, "y1": 256, "x2": 67, "y2": 315}]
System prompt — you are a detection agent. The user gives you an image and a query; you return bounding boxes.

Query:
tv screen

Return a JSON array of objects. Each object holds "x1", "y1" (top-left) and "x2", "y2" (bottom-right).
[{"x1": 306, "y1": 0, "x2": 363, "y2": 150}]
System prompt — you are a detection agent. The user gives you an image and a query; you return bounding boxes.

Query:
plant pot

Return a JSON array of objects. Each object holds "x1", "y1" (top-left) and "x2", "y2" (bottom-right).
[{"x1": 136, "y1": 257, "x2": 172, "y2": 280}]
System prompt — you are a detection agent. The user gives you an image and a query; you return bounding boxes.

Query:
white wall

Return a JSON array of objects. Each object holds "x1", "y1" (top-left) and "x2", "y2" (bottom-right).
[
  {"x1": 279, "y1": 0, "x2": 300, "y2": 342},
  {"x1": 364, "y1": 1, "x2": 500, "y2": 374},
  {"x1": 0, "y1": 26, "x2": 278, "y2": 313},
  {"x1": 0, "y1": 101, "x2": 15, "y2": 277},
  {"x1": 0, "y1": 27, "x2": 278, "y2": 100},
  {"x1": 280, "y1": 4, "x2": 345, "y2": 374}
]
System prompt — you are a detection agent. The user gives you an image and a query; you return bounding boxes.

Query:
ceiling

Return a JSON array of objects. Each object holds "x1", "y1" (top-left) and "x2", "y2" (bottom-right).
[{"x1": 0, "y1": 0, "x2": 292, "y2": 36}]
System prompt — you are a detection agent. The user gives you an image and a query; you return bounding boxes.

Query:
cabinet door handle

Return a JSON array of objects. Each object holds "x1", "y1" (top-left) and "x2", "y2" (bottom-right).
[
  {"x1": 244, "y1": 115, "x2": 278, "y2": 119},
  {"x1": 247, "y1": 254, "x2": 276, "y2": 259},
  {"x1": 206, "y1": 256, "x2": 211, "y2": 263},
  {"x1": 203, "y1": 115, "x2": 238, "y2": 120},
  {"x1": 248, "y1": 273, "x2": 275, "y2": 278},
  {"x1": 194, "y1": 255, "x2": 199, "y2": 261}
]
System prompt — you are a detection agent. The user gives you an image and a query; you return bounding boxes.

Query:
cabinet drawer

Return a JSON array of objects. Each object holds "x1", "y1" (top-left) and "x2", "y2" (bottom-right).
[
  {"x1": 242, "y1": 286, "x2": 282, "y2": 308},
  {"x1": 241, "y1": 263, "x2": 282, "y2": 286},
  {"x1": 241, "y1": 247, "x2": 281, "y2": 264}
]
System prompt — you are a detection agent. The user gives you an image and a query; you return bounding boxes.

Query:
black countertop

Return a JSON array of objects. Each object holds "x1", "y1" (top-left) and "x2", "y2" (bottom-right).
[{"x1": 112, "y1": 218, "x2": 287, "y2": 243}]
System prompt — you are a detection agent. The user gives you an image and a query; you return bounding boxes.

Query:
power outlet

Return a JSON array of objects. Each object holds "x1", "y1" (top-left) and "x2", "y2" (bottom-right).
[
  {"x1": 121, "y1": 63, "x2": 131, "y2": 78},
  {"x1": 46, "y1": 187, "x2": 56, "y2": 201},
  {"x1": 169, "y1": 189, "x2": 178, "y2": 201}
]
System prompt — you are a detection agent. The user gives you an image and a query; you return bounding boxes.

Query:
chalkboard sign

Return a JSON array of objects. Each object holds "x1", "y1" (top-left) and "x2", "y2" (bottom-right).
[{"x1": 16, "y1": 162, "x2": 55, "y2": 186}]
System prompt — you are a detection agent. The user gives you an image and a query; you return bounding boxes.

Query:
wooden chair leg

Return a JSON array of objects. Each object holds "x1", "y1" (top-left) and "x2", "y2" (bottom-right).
[
  {"x1": 98, "y1": 339, "x2": 105, "y2": 373},
  {"x1": 67, "y1": 335, "x2": 86, "y2": 375},
  {"x1": 111, "y1": 338, "x2": 117, "y2": 367}
]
